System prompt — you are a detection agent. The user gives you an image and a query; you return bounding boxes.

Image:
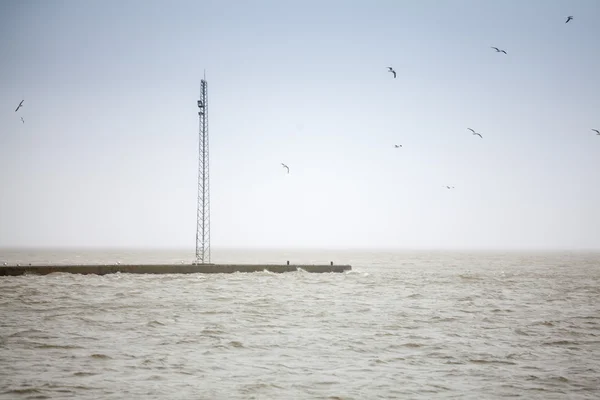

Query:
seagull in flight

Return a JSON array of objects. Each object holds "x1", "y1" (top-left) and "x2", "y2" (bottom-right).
[
  {"x1": 565, "y1": 16, "x2": 573, "y2": 23},
  {"x1": 491, "y1": 47, "x2": 507, "y2": 54},
  {"x1": 281, "y1": 163, "x2": 290, "y2": 174},
  {"x1": 387, "y1": 67, "x2": 396, "y2": 79},
  {"x1": 444, "y1": 186, "x2": 455, "y2": 190},
  {"x1": 394, "y1": 144, "x2": 402, "y2": 148},
  {"x1": 15, "y1": 100, "x2": 24, "y2": 112},
  {"x1": 21, "y1": 117, "x2": 24, "y2": 124},
  {"x1": 593, "y1": 129, "x2": 600, "y2": 135},
  {"x1": 468, "y1": 128, "x2": 483, "y2": 138}
]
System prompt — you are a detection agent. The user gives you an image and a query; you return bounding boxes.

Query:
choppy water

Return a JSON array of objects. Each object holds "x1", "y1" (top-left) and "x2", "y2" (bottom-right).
[{"x1": 1, "y1": 249, "x2": 599, "y2": 399}]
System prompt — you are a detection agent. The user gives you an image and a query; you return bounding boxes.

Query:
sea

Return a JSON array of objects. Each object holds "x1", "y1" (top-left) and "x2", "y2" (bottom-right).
[{"x1": 0, "y1": 248, "x2": 599, "y2": 399}]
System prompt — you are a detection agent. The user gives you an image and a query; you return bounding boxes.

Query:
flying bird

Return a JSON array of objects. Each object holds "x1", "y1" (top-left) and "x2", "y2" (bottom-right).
[
  {"x1": 20, "y1": 117, "x2": 24, "y2": 124},
  {"x1": 15, "y1": 100, "x2": 24, "y2": 112},
  {"x1": 281, "y1": 163, "x2": 290, "y2": 174},
  {"x1": 491, "y1": 47, "x2": 507, "y2": 54},
  {"x1": 566, "y1": 16, "x2": 573, "y2": 23},
  {"x1": 444, "y1": 186, "x2": 455, "y2": 190},
  {"x1": 593, "y1": 129, "x2": 600, "y2": 135},
  {"x1": 387, "y1": 67, "x2": 396, "y2": 79},
  {"x1": 468, "y1": 128, "x2": 483, "y2": 138},
  {"x1": 394, "y1": 144, "x2": 402, "y2": 148}
]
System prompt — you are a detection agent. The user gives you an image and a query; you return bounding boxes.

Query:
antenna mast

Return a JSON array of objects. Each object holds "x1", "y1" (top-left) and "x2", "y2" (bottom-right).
[{"x1": 195, "y1": 75, "x2": 210, "y2": 264}]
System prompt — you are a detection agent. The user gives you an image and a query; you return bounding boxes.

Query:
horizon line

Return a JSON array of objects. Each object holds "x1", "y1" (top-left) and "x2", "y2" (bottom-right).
[{"x1": 1, "y1": 245, "x2": 600, "y2": 253}]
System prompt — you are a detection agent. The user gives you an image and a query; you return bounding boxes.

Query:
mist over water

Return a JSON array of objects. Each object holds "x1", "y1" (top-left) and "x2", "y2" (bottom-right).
[{"x1": 1, "y1": 249, "x2": 599, "y2": 399}]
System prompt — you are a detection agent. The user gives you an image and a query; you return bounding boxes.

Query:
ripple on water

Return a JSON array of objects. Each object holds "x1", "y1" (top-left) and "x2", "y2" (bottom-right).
[
  {"x1": 8, "y1": 329, "x2": 53, "y2": 339},
  {"x1": 73, "y1": 372, "x2": 97, "y2": 377},
  {"x1": 89, "y1": 354, "x2": 111, "y2": 360},
  {"x1": 469, "y1": 358, "x2": 517, "y2": 365},
  {"x1": 33, "y1": 343, "x2": 84, "y2": 350}
]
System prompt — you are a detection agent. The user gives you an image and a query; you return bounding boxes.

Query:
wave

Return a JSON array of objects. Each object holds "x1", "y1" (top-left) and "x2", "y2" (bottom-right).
[
  {"x1": 90, "y1": 354, "x2": 111, "y2": 359},
  {"x1": 35, "y1": 343, "x2": 84, "y2": 350},
  {"x1": 469, "y1": 359, "x2": 517, "y2": 365}
]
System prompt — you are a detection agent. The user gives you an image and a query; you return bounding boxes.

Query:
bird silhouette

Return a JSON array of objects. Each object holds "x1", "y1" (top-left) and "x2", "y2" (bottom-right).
[
  {"x1": 566, "y1": 16, "x2": 573, "y2": 23},
  {"x1": 394, "y1": 144, "x2": 402, "y2": 148},
  {"x1": 593, "y1": 129, "x2": 600, "y2": 135},
  {"x1": 15, "y1": 100, "x2": 24, "y2": 112},
  {"x1": 387, "y1": 67, "x2": 396, "y2": 79},
  {"x1": 281, "y1": 163, "x2": 290, "y2": 174},
  {"x1": 444, "y1": 186, "x2": 455, "y2": 190},
  {"x1": 491, "y1": 47, "x2": 507, "y2": 54},
  {"x1": 20, "y1": 117, "x2": 24, "y2": 124}
]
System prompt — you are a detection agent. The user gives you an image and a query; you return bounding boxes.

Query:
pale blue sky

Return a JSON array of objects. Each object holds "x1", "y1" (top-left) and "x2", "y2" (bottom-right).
[{"x1": 1, "y1": 0, "x2": 599, "y2": 251}]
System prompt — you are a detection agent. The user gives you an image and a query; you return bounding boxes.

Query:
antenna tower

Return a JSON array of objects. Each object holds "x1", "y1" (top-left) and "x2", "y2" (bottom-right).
[{"x1": 195, "y1": 74, "x2": 210, "y2": 264}]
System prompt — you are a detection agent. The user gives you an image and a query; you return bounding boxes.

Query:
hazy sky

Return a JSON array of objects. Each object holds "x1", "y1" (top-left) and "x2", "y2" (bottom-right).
[{"x1": 1, "y1": 0, "x2": 599, "y2": 251}]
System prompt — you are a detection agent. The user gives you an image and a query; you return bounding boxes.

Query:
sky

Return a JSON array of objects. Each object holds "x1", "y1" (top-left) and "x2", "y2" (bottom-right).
[{"x1": 1, "y1": 0, "x2": 599, "y2": 251}]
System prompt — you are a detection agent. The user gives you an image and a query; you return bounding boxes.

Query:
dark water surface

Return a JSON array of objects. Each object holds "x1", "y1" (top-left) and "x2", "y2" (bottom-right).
[{"x1": 1, "y1": 249, "x2": 599, "y2": 399}]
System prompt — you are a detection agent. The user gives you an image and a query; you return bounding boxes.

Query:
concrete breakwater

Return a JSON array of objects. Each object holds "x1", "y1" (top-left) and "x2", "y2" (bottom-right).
[{"x1": 0, "y1": 263, "x2": 352, "y2": 276}]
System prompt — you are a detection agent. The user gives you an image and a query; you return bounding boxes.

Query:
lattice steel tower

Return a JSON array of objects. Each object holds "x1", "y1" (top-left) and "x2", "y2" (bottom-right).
[{"x1": 195, "y1": 75, "x2": 210, "y2": 264}]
